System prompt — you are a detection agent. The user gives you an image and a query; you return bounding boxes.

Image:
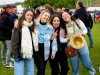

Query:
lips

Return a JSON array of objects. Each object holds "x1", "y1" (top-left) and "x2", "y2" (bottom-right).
[{"x1": 54, "y1": 24, "x2": 59, "y2": 26}]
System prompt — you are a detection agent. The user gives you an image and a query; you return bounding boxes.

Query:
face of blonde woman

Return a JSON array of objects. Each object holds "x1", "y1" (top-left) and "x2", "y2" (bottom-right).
[
  {"x1": 25, "y1": 11, "x2": 33, "y2": 22},
  {"x1": 53, "y1": 17, "x2": 60, "y2": 29},
  {"x1": 41, "y1": 12, "x2": 50, "y2": 23},
  {"x1": 62, "y1": 12, "x2": 71, "y2": 22}
]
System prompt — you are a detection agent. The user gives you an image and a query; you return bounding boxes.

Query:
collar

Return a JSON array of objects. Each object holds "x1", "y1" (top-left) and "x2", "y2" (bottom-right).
[
  {"x1": 66, "y1": 21, "x2": 74, "y2": 27},
  {"x1": 35, "y1": 19, "x2": 51, "y2": 28}
]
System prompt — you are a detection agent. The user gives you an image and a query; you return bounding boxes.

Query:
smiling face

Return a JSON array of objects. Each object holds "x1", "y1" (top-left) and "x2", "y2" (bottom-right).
[
  {"x1": 52, "y1": 17, "x2": 60, "y2": 29},
  {"x1": 62, "y1": 12, "x2": 71, "y2": 22},
  {"x1": 25, "y1": 11, "x2": 33, "y2": 22},
  {"x1": 40, "y1": 12, "x2": 50, "y2": 23}
]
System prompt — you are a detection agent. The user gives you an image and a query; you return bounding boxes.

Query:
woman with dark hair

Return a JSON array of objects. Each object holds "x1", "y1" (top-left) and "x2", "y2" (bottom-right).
[
  {"x1": 11, "y1": 9, "x2": 38, "y2": 75},
  {"x1": 49, "y1": 14, "x2": 69, "y2": 75},
  {"x1": 60, "y1": 11, "x2": 96, "y2": 75}
]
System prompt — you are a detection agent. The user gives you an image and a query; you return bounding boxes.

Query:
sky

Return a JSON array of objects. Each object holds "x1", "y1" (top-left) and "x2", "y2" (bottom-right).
[{"x1": 0, "y1": 0, "x2": 24, "y2": 4}]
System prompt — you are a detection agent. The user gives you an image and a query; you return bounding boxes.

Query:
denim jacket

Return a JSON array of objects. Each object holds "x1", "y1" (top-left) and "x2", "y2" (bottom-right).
[{"x1": 34, "y1": 20, "x2": 57, "y2": 60}]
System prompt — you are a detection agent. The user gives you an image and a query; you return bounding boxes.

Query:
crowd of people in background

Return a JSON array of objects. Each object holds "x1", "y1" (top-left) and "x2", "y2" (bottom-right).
[{"x1": 0, "y1": 1, "x2": 96, "y2": 75}]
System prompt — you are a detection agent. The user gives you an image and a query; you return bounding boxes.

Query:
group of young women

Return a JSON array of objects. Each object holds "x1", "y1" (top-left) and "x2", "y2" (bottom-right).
[{"x1": 11, "y1": 7, "x2": 96, "y2": 75}]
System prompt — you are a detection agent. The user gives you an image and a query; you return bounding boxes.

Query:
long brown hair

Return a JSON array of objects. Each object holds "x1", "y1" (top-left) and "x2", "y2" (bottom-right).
[{"x1": 18, "y1": 9, "x2": 35, "y2": 32}]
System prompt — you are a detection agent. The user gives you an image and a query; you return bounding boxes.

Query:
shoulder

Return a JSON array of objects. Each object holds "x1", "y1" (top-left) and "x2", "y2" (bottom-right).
[
  {"x1": 13, "y1": 28, "x2": 20, "y2": 33},
  {"x1": 75, "y1": 19, "x2": 81, "y2": 23},
  {"x1": 34, "y1": 19, "x2": 40, "y2": 26},
  {"x1": 75, "y1": 19, "x2": 84, "y2": 26}
]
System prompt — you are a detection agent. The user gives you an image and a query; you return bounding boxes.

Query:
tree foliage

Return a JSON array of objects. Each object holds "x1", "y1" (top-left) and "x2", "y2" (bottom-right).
[{"x1": 22, "y1": 0, "x2": 77, "y2": 9}]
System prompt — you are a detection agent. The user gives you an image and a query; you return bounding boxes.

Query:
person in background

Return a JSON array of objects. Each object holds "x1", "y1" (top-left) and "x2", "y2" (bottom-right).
[
  {"x1": 10, "y1": 6, "x2": 18, "y2": 26},
  {"x1": 95, "y1": 10, "x2": 100, "y2": 23},
  {"x1": 86, "y1": 11, "x2": 94, "y2": 48},
  {"x1": 93, "y1": 9, "x2": 96, "y2": 22},
  {"x1": 55, "y1": 8, "x2": 61, "y2": 13},
  {"x1": 61, "y1": 7, "x2": 65, "y2": 12},
  {"x1": 42, "y1": 4, "x2": 54, "y2": 15},
  {"x1": 11, "y1": 9, "x2": 38, "y2": 75},
  {"x1": 60, "y1": 11, "x2": 96, "y2": 75},
  {"x1": 33, "y1": 4, "x2": 40, "y2": 19},
  {"x1": 49, "y1": 14, "x2": 69, "y2": 75},
  {"x1": 73, "y1": 1, "x2": 87, "y2": 25},
  {"x1": 0, "y1": 5, "x2": 13, "y2": 68},
  {"x1": 0, "y1": 6, "x2": 6, "y2": 19},
  {"x1": 34, "y1": 10, "x2": 57, "y2": 75}
]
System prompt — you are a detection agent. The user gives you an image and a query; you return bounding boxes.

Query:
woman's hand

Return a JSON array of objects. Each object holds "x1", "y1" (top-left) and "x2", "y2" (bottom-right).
[
  {"x1": 78, "y1": 32, "x2": 83, "y2": 36},
  {"x1": 51, "y1": 54, "x2": 55, "y2": 59},
  {"x1": 61, "y1": 29, "x2": 66, "y2": 37},
  {"x1": 67, "y1": 36, "x2": 73, "y2": 41},
  {"x1": 14, "y1": 20, "x2": 19, "y2": 28},
  {"x1": 51, "y1": 30, "x2": 58, "y2": 40}
]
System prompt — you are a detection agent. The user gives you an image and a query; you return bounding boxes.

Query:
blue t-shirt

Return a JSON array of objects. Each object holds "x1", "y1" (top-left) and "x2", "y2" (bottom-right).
[{"x1": 38, "y1": 24, "x2": 46, "y2": 43}]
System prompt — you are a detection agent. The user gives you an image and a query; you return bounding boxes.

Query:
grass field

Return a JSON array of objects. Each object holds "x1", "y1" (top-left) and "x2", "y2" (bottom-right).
[{"x1": 0, "y1": 23, "x2": 100, "y2": 75}]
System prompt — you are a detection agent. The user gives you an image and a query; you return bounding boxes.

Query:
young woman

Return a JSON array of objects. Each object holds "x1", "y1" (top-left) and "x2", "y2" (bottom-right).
[
  {"x1": 11, "y1": 9, "x2": 38, "y2": 75},
  {"x1": 60, "y1": 11, "x2": 96, "y2": 75},
  {"x1": 49, "y1": 14, "x2": 69, "y2": 75},
  {"x1": 34, "y1": 10, "x2": 58, "y2": 75}
]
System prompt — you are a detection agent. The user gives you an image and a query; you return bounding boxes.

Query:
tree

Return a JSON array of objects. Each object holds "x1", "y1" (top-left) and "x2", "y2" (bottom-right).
[{"x1": 22, "y1": 0, "x2": 77, "y2": 9}]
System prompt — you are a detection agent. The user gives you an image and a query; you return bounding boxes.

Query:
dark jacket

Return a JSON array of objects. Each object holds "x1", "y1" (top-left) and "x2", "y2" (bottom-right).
[
  {"x1": 11, "y1": 27, "x2": 36, "y2": 59},
  {"x1": 10, "y1": 14, "x2": 18, "y2": 23},
  {"x1": 73, "y1": 7, "x2": 86, "y2": 22},
  {"x1": 0, "y1": 11, "x2": 13, "y2": 40},
  {"x1": 11, "y1": 28, "x2": 21, "y2": 58},
  {"x1": 73, "y1": 7, "x2": 90, "y2": 27}
]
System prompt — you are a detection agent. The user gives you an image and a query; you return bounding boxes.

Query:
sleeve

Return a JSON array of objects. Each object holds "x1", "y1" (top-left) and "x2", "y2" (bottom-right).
[
  {"x1": 51, "y1": 28, "x2": 58, "y2": 54},
  {"x1": 11, "y1": 28, "x2": 20, "y2": 58},
  {"x1": 51, "y1": 37, "x2": 58, "y2": 54},
  {"x1": 59, "y1": 29, "x2": 68, "y2": 43},
  {"x1": 79, "y1": 20, "x2": 87, "y2": 35}
]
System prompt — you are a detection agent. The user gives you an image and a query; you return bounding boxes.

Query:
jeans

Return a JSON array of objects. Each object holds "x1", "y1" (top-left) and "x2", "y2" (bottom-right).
[
  {"x1": 69, "y1": 43, "x2": 96, "y2": 75},
  {"x1": 14, "y1": 58, "x2": 34, "y2": 75},
  {"x1": 87, "y1": 27, "x2": 93, "y2": 46},
  {"x1": 1, "y1": 40, "x2": 12, "y2": 64}
]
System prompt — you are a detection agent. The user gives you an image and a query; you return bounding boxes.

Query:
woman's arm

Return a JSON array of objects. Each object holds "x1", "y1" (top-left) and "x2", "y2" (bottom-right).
[
  {"x1": 59, "y1": 29, "x2": 68, "y2": 43},
  {"x1": 11, "y1": 28, "x2": 20, "y2": 58},
  {"x1": 79, "y1": 20, "x2": 87, "y2": 35}
]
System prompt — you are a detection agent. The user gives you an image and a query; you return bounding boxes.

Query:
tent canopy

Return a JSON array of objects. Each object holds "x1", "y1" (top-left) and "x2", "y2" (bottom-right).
[{"x1": 87, "y1": 7, "x2": 100, "y2": 11}]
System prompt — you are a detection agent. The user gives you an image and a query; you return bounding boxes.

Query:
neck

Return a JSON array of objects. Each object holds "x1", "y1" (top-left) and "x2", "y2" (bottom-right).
[
  {"x1": 67, "y1": 19, "x2": 72, "y2": 25},
  {"x1": 40, "y1": 20, "x2": 46, "y2": 25}
]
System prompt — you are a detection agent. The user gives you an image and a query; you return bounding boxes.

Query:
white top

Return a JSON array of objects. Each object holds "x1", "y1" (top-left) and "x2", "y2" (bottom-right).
[{"x1": 60, "y1": 19, "x2": 87, "y2": 43}]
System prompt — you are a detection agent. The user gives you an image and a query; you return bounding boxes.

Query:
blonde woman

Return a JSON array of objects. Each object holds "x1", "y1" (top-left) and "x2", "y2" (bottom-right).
[{"x1": 34, "y1": 10, "x2": 57, "y2": 75}]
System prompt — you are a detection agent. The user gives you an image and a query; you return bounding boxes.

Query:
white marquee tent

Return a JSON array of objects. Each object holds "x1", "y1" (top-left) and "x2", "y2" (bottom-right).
[
  {"x1": 87, "y1": 7, "x2": 100, "y2": 11},
  {"x1": 17, "y1": 5, "x2": 24, "y2": 14}
]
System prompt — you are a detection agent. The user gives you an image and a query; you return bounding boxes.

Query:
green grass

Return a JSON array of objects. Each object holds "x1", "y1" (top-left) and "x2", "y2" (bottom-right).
[{"x1": 0, "y1": 23, "x2": 100, "y2": 75}]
